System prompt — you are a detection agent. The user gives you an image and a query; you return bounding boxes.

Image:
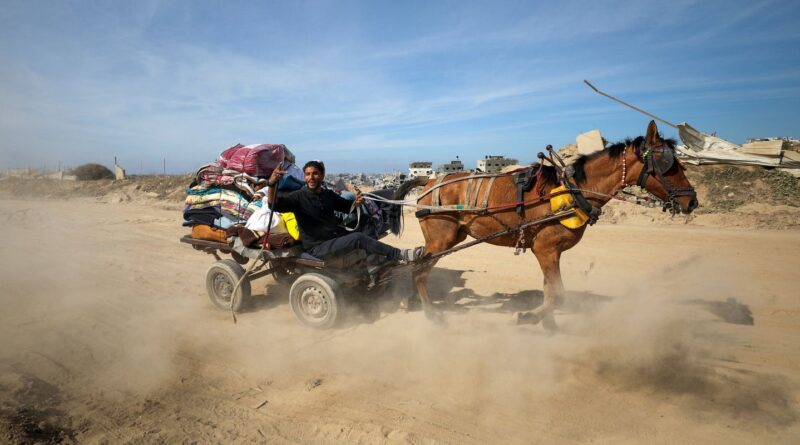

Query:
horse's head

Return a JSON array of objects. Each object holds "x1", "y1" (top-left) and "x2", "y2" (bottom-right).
[{"x1": 630, "y1": 121, "x2": 698, "y2": 214}]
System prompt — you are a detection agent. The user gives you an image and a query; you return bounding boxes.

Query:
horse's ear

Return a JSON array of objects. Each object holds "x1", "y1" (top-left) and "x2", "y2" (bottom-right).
[{"x1": 645, "y1": 120, "x2": 660, "y2": 146}]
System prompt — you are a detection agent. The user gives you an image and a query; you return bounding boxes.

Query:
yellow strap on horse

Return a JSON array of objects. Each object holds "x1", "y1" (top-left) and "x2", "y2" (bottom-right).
[{"x1": 550, "y1": 186, "x2": 590, "y2": 229}]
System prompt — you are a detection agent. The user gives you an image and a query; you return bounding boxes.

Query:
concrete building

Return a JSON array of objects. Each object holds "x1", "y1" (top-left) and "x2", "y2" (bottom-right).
[
  {"x1": 476, "y1": 155, "x2": 518, "y2": 173},
  {"x1": 6, "y1": 168, "x2": 37, "y2": 178},
  {"x1": 408, "y1": 161, "x2": 433, "y2": 179},
  {"x1": 437, "y1": 157, "x2": 465, "y2": 175}
]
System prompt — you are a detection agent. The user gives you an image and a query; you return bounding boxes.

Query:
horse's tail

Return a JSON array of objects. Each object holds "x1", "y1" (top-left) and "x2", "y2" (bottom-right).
[{"x1": 386, "y1": 176, "x2": 429, "y2": 235}]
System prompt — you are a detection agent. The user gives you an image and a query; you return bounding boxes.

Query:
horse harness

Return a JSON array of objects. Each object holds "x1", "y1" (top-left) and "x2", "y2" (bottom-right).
[
  {"x1": 402, "y1": 139, "x2": 697, "y2": 271},
  {"x1": 632, "y1": 140, "x2": 697, "y2": 213},
  {"x1": 428, "y1": 173, "x2": 498, "y2": 211},
  {"x1": 417, "y1": 164, "x2": 599, "y2": 255}
]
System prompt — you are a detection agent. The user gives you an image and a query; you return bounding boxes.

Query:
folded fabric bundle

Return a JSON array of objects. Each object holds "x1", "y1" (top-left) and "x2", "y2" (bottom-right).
[
  {"x1": 191, "y1": 163, "x2": 268, "y2": 199},
  {"x1": 183, "y1": 207, "x2": 223, "y2": 227},
  {"x1": 191, "y1": 224, "x2": 229, "y2": 243},
  {"x1": 184, "y1": 143, "x2": 298, "y2": 240},
  {"x1": 184, "y1": 187, "x2": 262, "y2": 223}
]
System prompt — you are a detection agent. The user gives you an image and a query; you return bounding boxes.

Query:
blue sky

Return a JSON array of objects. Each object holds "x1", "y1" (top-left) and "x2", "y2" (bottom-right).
[{"x1": 1, "y1": 0, "x2": 798, "y2": 173}]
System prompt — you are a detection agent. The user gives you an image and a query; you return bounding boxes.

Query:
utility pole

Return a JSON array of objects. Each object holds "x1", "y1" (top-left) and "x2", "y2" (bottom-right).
[{"x1": 163, "y1": 158, "x2": 166, "y2": 176}]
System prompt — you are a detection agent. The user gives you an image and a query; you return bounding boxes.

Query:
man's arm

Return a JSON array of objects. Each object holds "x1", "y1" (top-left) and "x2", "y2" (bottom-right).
[
  {"x1": 266, "y1": 166, "x2": 296, "y2": 213},
  {"x1": 332, "y1": 191, "x2": 357, "y2": 213},
  {"x1": 267, "y1": 166, "x2": 286, "y2": 207}
]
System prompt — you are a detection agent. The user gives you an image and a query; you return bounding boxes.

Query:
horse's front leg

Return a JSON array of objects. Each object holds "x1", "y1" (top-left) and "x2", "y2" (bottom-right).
[{"x1": 516, "y1": 247, "x2": 563, "y2": 332}]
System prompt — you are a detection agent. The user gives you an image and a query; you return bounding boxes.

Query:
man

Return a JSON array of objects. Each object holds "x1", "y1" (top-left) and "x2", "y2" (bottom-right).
[{"x1": 268, "y1": 160, "x2": 423, "y2": 264}]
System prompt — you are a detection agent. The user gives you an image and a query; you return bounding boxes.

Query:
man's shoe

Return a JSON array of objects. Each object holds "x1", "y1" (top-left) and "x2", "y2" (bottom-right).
[{"x1": 399, "y1": 246, "x2": 425, "y2": 264}]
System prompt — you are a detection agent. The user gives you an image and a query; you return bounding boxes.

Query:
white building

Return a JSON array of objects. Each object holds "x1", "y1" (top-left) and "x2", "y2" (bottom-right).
[
  {"x1": 409, "y1": 161, "x2": 433, "y2": 179},
  {"x1": 476, "y1": 155, "x2": 518, "y2": 173}
]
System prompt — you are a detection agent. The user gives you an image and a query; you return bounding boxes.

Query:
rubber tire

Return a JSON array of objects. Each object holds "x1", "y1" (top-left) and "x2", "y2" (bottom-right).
[
  {"x1": 205, "y1": 259, "x2": 251, "y2": 312},
  {"x1": 289, "y1": 273, "x2": 341, "y2": 329}
]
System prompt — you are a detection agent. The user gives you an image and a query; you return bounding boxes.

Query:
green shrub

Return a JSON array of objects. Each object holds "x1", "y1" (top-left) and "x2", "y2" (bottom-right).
[{"x1": 70, "y1": 163, "x2": 115, "y2": 180}]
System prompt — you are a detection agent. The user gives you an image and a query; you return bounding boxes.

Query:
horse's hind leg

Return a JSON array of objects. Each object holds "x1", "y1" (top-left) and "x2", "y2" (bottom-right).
[
  {"x1": 413, "y1": 218, "x2": 466, "y2": 322},
  {"x1": 516, "y1": 245, "x2": 563, "y2": 332}
]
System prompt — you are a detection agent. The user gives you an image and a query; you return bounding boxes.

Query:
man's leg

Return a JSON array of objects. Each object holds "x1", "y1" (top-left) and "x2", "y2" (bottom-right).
[{"x1": 310, "y1": 232, "x2": 401, "y2": 260}]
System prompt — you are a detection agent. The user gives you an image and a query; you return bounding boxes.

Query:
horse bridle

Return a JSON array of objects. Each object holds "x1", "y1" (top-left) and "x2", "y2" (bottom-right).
[{"x1": 634, "y1": 141, "x2": 696, "y2": 213}]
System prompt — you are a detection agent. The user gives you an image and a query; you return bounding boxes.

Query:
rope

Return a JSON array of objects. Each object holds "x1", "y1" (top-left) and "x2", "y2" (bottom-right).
[
  {"x1": 365, "y1": 185, "x2": 659, "y2": 215},
  {"x1": 413, "y1": 172, "x2": 521, "y2": 201},
  {"x1": 343, "y1": 199, "x2": 362, "y2": 232},
  {"x1": 230, "y1": 186, "x2": 279, "y2": 324},
  {"x1": 372, "y1": 209, "x2": 577, "y2": 287}
]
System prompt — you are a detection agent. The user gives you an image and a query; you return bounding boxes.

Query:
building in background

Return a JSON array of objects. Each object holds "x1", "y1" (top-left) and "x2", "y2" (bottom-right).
[
  {"x1": 476, "y1": 155, "x2": 518, "y2": 173},
  {"x1": 437, "y1": 157, "x2": 465, "y2": 175},
  {"x1": 408, "y1": 161, "x2": 433, "y2": 179}
]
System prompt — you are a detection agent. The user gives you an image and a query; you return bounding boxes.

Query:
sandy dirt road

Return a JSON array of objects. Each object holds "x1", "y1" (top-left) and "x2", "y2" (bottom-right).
[{"x1": 1, "y1": 198, "x2": 799, "y2": 444}]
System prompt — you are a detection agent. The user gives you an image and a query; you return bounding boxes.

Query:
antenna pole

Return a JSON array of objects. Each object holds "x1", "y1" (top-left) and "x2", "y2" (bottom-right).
[{"x1": 583, "y1": 80, "x2": 678, "y2": 129}]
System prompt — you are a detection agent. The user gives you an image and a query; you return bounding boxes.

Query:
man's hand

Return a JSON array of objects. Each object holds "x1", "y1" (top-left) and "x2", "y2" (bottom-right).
[
  {"x1": 268, "y1": 165, "x2": 286, "y2": 186},
  {"x1": 354, "y1": 189, "x2": 364, "y2": 206}
]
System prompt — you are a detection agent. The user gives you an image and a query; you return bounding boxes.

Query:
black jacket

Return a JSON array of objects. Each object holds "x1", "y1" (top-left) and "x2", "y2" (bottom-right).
[{"x1": 271, "y1": 186, "x2": 354, "y2": 249}]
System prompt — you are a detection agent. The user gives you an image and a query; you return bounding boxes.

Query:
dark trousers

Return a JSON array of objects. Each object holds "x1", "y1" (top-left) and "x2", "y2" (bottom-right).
[{"x1": 309, "y1": 232, "x2": 400, "y2": 261}]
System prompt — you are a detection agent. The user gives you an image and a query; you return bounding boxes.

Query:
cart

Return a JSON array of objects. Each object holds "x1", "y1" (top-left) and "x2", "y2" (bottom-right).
[
  {"x1": 181, "y1": 204, "x2": 578, "y2": 329},
  {"x1": 180, "y1": 234, "x2": 393, "y2": 329}
]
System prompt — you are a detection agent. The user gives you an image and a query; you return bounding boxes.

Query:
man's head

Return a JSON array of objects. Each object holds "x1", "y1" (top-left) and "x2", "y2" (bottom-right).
[{"x1": 303, "y1": 160, "x2": 325, "y2": 191}]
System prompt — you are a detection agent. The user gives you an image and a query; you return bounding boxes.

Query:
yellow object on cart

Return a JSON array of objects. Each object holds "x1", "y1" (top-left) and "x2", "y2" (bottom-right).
[
  {"x1": 281, "y1": 212, "x2": 300, "y2": 240},
  {"x1": 549, "y1": 186, "x2": 589, "y2": 229}
]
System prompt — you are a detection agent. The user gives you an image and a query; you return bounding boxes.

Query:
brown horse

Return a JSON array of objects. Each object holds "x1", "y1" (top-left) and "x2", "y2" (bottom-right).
[{"x1": 412, "y1": 121, "x2": 698, "y2": 329}]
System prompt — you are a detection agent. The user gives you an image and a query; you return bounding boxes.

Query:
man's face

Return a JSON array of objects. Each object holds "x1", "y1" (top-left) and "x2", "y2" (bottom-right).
[{"x1": 304, "y1": 166, "x2": 324, "y2": 191}]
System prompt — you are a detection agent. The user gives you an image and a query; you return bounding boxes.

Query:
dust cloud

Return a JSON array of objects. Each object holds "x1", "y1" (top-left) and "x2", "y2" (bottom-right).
[{"x1": 2, "y1": 199, "x2": 799, "y2": 443}]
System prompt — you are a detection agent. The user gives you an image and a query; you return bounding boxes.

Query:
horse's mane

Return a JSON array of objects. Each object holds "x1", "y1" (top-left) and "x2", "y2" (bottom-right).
[
  {"x1": 572, "y1": 135, "x2": 676, "y2": 184},
  {"x1": 532, "y1": 163, "x2": 560, "y2": 187}
]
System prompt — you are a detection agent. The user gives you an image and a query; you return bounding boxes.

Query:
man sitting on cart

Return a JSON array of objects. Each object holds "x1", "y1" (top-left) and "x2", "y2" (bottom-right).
[{"x1": 267, "y1": 160, "x2": 424, "y2": 265}]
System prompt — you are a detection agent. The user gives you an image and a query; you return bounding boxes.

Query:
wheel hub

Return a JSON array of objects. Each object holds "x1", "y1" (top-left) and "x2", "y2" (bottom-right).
[
  {"x1": 299, "y1": 286, "x2": 328, "y2": 318},
  {"x1": 213, "y1": 273, "x2": 233, "y2": 302}
]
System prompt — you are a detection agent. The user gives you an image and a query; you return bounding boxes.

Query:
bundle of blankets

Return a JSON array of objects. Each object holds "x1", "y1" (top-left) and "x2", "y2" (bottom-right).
[
  {"x1": 184, "y1": 142, "x2": 399, "y2": 250},
  {"x1": 183, "y1": 143, "x2": 303, "y2": 246}
]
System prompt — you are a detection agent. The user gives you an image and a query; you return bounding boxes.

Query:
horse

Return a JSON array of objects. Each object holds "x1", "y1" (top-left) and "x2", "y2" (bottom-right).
[{"x1": 411, "y1": 120, "x2": 698, "y2": 329}]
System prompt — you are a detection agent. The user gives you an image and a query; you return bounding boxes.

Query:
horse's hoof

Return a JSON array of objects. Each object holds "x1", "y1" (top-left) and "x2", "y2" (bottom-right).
[
  {"x1": 513, "y1": 311, "x2": 541, "y2": 326},
  {"x1": 424, "y1": 307, "x2": 446, "y2": 326},
  {"x1": 542, "y1": 314, "x2": 558, "y2": 333},
  {"x1": 401, "y1": 296, "x2": 422, "y2": 312}
]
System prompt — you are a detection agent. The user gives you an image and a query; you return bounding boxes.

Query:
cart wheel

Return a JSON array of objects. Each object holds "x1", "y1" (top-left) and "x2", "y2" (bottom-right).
[
  {"x1": 206, "y1": 259, "x2": 251, "y2": 312},
  {"x1": 289, "y1": 273, "x2": 341, "y2": 329}
]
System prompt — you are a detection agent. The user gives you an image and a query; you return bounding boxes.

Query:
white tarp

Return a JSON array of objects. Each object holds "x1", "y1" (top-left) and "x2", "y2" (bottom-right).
[{"x1": 678, "y1": 122, "x2": 742, "y2": 153}]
